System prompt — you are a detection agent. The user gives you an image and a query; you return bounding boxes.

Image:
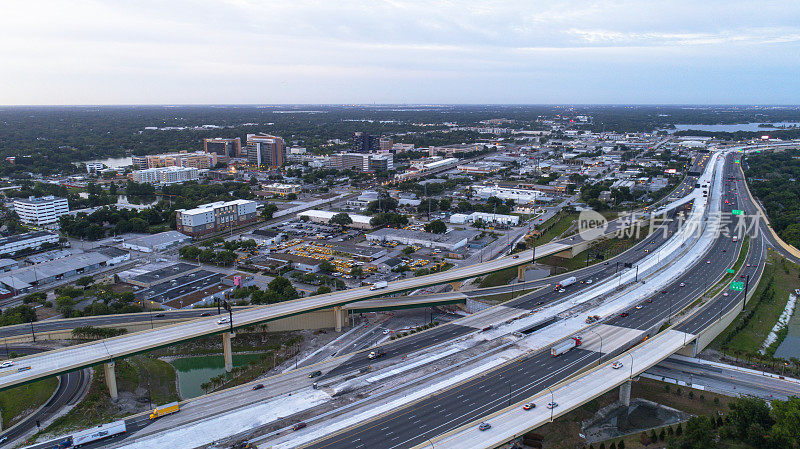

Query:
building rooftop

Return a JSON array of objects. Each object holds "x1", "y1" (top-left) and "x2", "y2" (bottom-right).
[
  {"x1": 13, "y1": 195, "x2": 65, "y2": 205},
  {"x1": 0, "y1": 231, "x2": 58, "y2": 247},
  {"x1": 368, "y1": 228, "x2": 478, "y2": 245},
  {"x1": 123, "y1": 231, "x2": 191, "y2": 249},
  {"x1": 177, "y1": 199, "x2": 256, "y2": 216},
  {"x1": 127, "y1": 262, "x2": 200, "y2": 286},
  {"x1": 0, "y1": 252, "x2": 110, "y2": 287}
]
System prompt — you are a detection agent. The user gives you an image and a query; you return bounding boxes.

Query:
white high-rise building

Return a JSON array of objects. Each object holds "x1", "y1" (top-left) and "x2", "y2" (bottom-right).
[{"x1": 13, "y1": 196, "x2": 70, "y2": 226}]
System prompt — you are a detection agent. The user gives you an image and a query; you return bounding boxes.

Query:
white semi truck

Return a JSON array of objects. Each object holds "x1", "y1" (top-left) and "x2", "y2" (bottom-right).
[
  {"x1": 554, "y1": 276, "x2": 577, "y2": 291},
  {"x1": 550, "y1": 336, "x2": 582, "y2": 357}
]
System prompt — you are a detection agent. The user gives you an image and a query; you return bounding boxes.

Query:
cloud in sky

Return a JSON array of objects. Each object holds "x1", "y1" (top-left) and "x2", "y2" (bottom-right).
[{"x1": 0, "y1": 0, "x2": 798, "y2": 104}]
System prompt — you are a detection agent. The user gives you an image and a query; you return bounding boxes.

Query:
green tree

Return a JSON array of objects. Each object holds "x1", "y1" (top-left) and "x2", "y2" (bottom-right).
[
  {"x1": 76, "y1": 276, "x2": 94, "y2": 287},
  {"x1": 351, "y1": 266, "x2": 363, "y2": 278},
  {"x1": 319, "y1": 260, "x2": 335, "y2": 273},
  {"x1": 261, "y1": 203, "x2": 279, "y2": 220},
  {"x1": 315, "y1": 286, "x2": 332, "y2": 295},
  {"x1": 424, "y1": 219, "x2": 447, "y2": 234},
  {"x1": 330, "y1": 213, "x2": 353, "y2": 230}
]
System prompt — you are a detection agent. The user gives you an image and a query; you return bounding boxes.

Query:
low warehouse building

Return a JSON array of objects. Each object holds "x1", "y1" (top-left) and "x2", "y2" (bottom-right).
[
  {"x1": 297, "y1": 210, "x2": 373, "y2": 229},
  {"x1": 121, "y1": 231, "x2": 192, "y2": 253},
  {"x1": 366, "y1": 228, "x2": 477, "y2": 251}
]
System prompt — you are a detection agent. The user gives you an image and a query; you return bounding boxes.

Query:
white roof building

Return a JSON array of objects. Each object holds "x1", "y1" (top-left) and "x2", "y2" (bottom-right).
[{"x1": 297, "y1": 210, "x2": 374, "y2": 229}]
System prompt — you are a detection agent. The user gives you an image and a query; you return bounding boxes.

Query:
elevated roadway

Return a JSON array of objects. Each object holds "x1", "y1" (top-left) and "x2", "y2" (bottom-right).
[{"x1": 0, "y1": 185, "x2": 703, "y2": 392}]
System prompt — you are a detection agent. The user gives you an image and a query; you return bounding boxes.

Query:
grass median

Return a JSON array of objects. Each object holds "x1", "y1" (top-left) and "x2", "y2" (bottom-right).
[{"x1": 0, "y1": 377, "x2": 58, "y2": 430}]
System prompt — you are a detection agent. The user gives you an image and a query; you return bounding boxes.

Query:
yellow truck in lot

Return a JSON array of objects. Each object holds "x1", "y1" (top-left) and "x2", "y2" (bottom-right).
[{"x1": 150, "y1": 401, "x2": 180, "y2": 419}]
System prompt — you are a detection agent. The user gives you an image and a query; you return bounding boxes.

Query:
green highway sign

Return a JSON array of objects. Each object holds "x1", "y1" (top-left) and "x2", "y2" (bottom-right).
[
  {"x1": 732, "y1": 209, "x2": 744, "y2": 215},
  {"x1": 727, "y1": 268, "x2": 735, "y2": 274},
  {"x1": 730, "y1": 281, "x2": 745, "y2": 291},
  {"x1": 735, "y1": 160, "x2": 740, "y2": 163}
]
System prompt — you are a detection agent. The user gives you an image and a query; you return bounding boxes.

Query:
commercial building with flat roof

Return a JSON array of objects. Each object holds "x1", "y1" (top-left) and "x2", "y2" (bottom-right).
[
  {"x1": 450, "y1": 212, "x2": 520, "y2": 226},
  {"x1": 121, "y1": 231, "x2": 192, "y2": 252},
  {"x1": 472, "y1": 185, "x2": 552, "y2": 203},
  {"x1": 262, "y1": 183, "x2": 301, "y2": 197},
  {"x1": 176, "y1": 199, "x2": 259, "y2": 236},
  {"x1": 0, "y1": 231, "x2": 60, "y2": 256},
  {"x1": 366, "y1": 228, "x2": 477, "y2": 251},
  {"x1": 13, "y1": 196, "x2": 69, "y2": 226},
  {"x1": 0, "y1": 252, "x2": 112, "y2": 293},
  {"x1": 297, "y1": 210, "x2": 373, "y2": 229}
]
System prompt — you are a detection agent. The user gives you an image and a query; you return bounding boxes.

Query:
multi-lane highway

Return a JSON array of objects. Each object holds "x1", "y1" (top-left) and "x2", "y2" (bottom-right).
[
  {"x1": 289, "y1": 150, "x2": 766, "y2": 449},
  {"x1": 647, "y1": 356, "x2": 800, "y2": 401}
]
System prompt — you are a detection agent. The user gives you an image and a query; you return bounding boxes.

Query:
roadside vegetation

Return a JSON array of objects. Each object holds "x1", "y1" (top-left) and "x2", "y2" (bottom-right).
[
  {"x1": 32, "y1": 356, "x2": 178, "y2": 443},
  {"x1": 0, "y1": 377, "x2": 58, "y2": 430},
  {"x1": 712, "y1": 252, "x2": 800, "y2": 375}
]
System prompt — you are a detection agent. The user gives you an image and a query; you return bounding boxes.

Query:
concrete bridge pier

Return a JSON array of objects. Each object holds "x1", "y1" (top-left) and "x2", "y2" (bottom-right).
[
  {"x1": 223, "y1": 332, "x2": 235, "y2": 373},
  {"x1": 619, "y1": 380, "x2": 632, "y2": 407},
  {"x1": 333, "y1": 306, "x2": 348, "y2": 332},
  {"x1": 517, "y1": 264, "x2": 528, "y2": 282},
  {"x1": 104, "y1": 362, "x2": 118, "y2": 402}
]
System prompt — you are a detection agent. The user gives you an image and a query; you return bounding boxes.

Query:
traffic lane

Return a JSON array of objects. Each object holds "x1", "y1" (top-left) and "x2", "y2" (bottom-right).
[
  {"x1": 306, "y1": 348, "x2": 599, "y2": 449},
  {"x1": 678, "y1": 237, "x2": 765, "y2": 334},
  {"x1": 510, "y1": 212, "x2": 683, "y2": 311},
  {"x1": 321, "y1": 324, "x2": 477, "y2": 379},
  {"x1": 0, "y1": 349, "x2": 89, "y2": 445},
  {"x1": 650, "y1": 359, "x2": 800, "y2": 400},
  {"x1": 0, "y1": 308, "x2": 224, "y2": 339},
  {"x1": 608, "y1": 188, "x2": 744, "y2": 330}
]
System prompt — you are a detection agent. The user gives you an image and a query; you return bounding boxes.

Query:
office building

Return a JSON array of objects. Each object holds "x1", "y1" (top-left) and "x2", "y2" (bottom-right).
[
  {"x1": 262, "y1": 183, "x2": 301, "y2": 197},
  {"x1": 132, "y1": 166, "x2": 199, "y2": 185},
  {"x1": 246, "y1": 133, "x2": 286, "y2": 167},
  {"x1": 204, "y1": 137, "x2": 242, "y2": 160},
  {"x1": 379, "y1": 137, "x2": 393, "y2": 152},
  {"x1": 329, "y1": 152, "x2": 393, "y2": 172},
  {"x1": 13, "y1": 196, "x2": 69, "y2": 226},
  {"x1": 369, "y1": 153, "x2": 394, "y2": 171},
  {"x1": 176, "y1": 199, "x2": 259, "y2": 236},
  {"x1": 353, "y1": 132, "x2": 378, "y2": 153},
  {"x1": 131, "y1": 151, "x2": 218, "y2": 170}
]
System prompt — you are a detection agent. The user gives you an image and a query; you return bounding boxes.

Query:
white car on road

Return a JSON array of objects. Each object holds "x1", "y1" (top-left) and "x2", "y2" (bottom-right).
[
  {"x1": 611, "y1": 361, "x2": 623, "y2": 369},
  {"x1": 0, "y1": 361, "x2": 13, "y2": 368}
]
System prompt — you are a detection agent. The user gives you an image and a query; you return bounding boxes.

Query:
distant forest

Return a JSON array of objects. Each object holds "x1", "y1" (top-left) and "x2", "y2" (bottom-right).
[
  {"x1": 1, "y1": 105, "x2": 800, "y2": 175},
  {"x1": 745, "y1": 149, "x2": 800, "y2": 249}
]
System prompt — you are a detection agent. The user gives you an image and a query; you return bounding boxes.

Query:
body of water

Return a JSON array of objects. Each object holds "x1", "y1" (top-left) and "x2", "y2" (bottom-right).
[
  {"x1": 170, "y1": 354, "x2": 263, "y2": 399},
  {"x1": 666, "y1": 122, "x2": 800, "y2": 133},
  {"x1": 83, "y1": 156, "x2": 132, "y2": 169}
]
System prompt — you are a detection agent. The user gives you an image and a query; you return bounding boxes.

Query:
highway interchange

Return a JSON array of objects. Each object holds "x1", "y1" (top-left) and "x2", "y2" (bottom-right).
[{"x1": 8, "y1": 147, "x2": 800, "y2": 449}]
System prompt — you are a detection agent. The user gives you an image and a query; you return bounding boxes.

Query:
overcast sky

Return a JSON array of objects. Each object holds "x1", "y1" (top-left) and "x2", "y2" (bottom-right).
[{"x1": 1, "y1": 0, "x2": 799, "y2": 105}]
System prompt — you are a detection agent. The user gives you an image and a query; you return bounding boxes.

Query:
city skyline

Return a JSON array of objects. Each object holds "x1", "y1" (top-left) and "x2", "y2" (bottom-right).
[{"x1": 1, "y1": 0, "x2": 799, "y2": 105}]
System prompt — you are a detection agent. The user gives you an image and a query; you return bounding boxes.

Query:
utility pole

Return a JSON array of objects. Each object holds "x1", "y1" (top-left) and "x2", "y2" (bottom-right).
[{"x1": 742, "y1": 274, "x2": 750, "y2": 311}]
